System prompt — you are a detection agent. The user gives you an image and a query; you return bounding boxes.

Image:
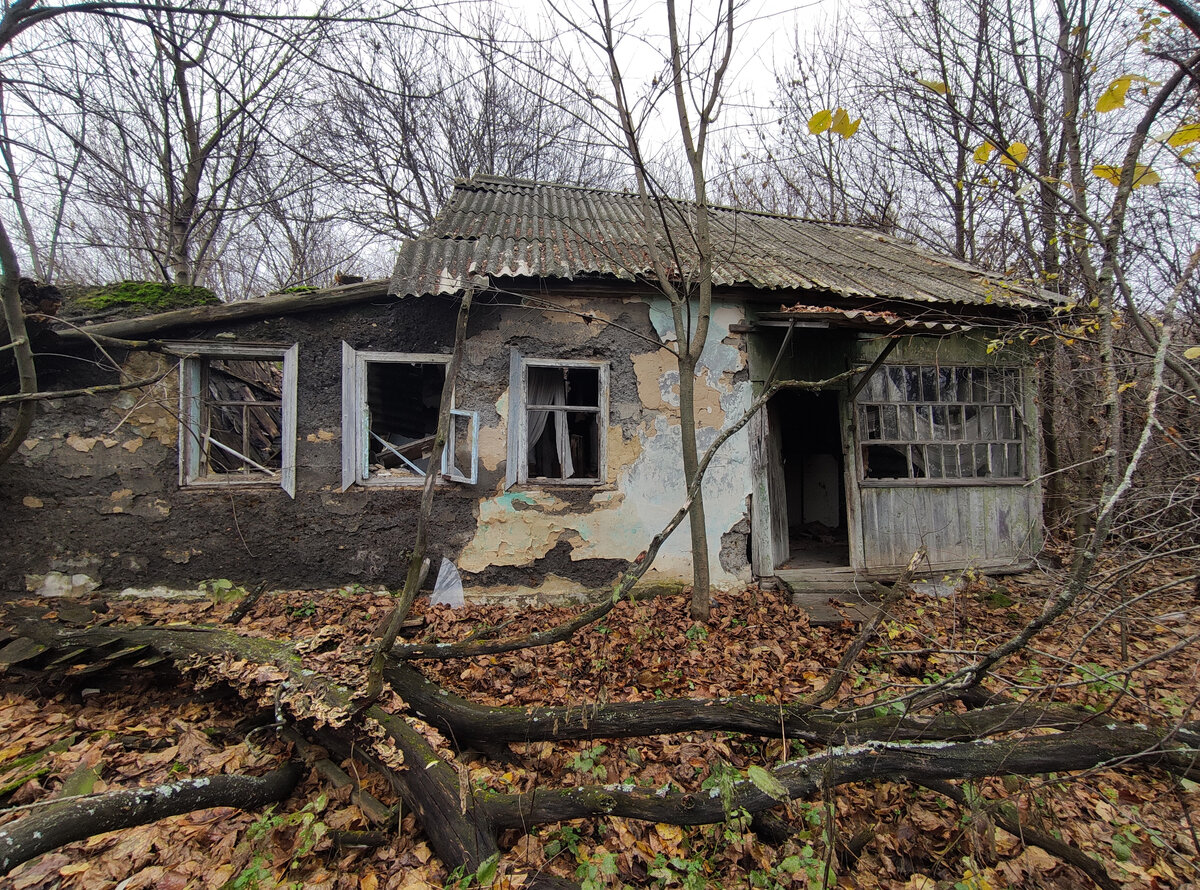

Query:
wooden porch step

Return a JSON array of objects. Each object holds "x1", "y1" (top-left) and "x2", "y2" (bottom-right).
[{"x1": 780, "y1": 579, "x2": 889, "y2": 627}]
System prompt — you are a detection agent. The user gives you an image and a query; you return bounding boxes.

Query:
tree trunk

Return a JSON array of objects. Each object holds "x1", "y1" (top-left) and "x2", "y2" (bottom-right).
[
  {"x1": 367, "y1": 283, "x2": 473, "y2": 697},
  {"x1": 5, "y1": 610, "x2": 1197, "y2": 885},
  {"x1": 0, "y1": 216, "x2": 37, "y2": 466},
  {"x1": 676, "y1": 349, "x2": 711, "y2": 618},
  {"x1": 0, "y1": 764, "x2": 302, "y2": 875}
]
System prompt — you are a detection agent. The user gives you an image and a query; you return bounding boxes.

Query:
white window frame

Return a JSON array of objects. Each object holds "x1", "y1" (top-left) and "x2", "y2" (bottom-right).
[
  {"x1": 506, "y1": 350, "x2": 609, "y2": 488},
  {"x1": 341, "y1": 343, "x2": 478, "y2": 490},
  {"x1": 171, "y1": 341, "x2": 298, "y2": 497}
]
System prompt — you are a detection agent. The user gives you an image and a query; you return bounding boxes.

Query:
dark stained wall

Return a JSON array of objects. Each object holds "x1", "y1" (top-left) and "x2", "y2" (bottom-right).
[{"x1": 1, "y1": 293, "x2": 669, "y2": 596}]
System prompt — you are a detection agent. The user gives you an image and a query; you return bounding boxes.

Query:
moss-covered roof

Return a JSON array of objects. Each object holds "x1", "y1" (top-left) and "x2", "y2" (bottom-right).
[{"x1": 71, "y1": 281, "x2": 220, "y2": 317}]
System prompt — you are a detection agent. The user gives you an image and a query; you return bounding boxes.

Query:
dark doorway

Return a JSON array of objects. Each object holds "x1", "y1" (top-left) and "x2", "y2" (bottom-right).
[{"x1": 774, "y1": 390, "x2": 850, "y2": 568}]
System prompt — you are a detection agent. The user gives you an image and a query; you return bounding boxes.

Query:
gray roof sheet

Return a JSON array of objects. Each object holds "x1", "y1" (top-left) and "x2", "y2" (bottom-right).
[{"x1": 390, "y1": 175, "x2": 1052, "y2": 310}]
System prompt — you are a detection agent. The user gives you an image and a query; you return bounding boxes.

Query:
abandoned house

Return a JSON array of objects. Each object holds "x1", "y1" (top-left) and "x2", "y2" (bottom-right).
[{"x1": 1, "y1": 175, "x2": 1053, "y2": 599}]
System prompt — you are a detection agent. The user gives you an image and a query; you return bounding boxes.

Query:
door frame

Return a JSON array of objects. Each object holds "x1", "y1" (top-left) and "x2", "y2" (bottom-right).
[{"x1": 750, "y1": 386, "x2": 862, "y2": 576}]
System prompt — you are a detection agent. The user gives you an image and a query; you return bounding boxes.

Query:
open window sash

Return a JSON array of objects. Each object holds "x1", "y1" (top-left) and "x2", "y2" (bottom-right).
[{"x1": 341, "y1": 343, "x2": 478, "y2": 489}]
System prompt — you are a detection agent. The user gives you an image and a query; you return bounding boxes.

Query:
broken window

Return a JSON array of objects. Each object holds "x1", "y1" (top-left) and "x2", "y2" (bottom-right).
[
  {"x1": 341, "y1": 345, "x2": 477, "y2": 488},
  {"x1": 506, "y1": 352, "x2": 608, "y2": 486},
  {"x1": 176, "y1": 343, "x2": 298, "y2": 496},
  {"x1": 856, "y1": 365, "x2": 1024, "y2": 482}
]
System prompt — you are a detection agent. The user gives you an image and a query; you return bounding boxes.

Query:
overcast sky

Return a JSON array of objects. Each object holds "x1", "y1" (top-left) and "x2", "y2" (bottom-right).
[{"x1": 487, "y1": 0, "x2": 842, "y2": 158}]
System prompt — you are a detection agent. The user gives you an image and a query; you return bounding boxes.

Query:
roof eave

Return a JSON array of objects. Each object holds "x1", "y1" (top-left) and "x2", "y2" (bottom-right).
[{"x1": 54, "y1": 280, "x2": 393, "y2": 341}]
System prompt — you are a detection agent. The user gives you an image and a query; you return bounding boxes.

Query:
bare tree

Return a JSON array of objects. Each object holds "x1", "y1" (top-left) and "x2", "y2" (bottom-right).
[
  {"x1": 0, "y1": 0, "x2": 399, "y2": 462},
  {"x1": 38, "y1": 1, "x2": 325, "y2": 287},
  {"x1": 311, "y1": 10, "x2": 618, "y2": 242},
  {"x1": 535, "y1": 0, "x2": 741, "y2": 619}
]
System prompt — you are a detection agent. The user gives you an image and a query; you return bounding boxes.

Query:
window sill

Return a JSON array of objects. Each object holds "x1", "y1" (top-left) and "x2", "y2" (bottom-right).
[
  {"x1": 515, "y1": 480, "x2": 615, "y2": 491},
  {"x1": 859, "y1": 478, "x2": 1030, "y2": 488},
  {"x1": 182, "y1": 478, "x2": 282, "y2": 490},
  {"x1": 354, "y1": 477, "x2": 451, "y2": 488}
]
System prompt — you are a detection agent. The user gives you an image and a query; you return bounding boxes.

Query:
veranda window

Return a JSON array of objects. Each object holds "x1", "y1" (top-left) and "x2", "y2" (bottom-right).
[{"x1": 857, "y1": 365, "x2": 1024, "y2": 481}]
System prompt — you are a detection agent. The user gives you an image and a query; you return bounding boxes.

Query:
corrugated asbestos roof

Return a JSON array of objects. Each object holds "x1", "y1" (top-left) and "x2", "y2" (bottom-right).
[
  {"x1": 771, "y1": 306, "x2": 969, "y2": 333},
  {"x1": 390, "y1": 175, "x2": 1052, "y2": 310}
]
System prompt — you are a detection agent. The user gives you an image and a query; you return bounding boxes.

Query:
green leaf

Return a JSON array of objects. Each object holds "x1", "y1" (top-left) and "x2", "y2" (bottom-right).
[
  {"x1": 808, "y1": 109, "x2": 833, "y2": 134},
  {"x1": 779, "y1": 855, "x2": 806, "y2": 873},
  {"x1": 475, "y1": 852, "x2": 499, "y2": 885},
  {"x1": 746, "y1": 764, "x2": 789, "y2": 802}
]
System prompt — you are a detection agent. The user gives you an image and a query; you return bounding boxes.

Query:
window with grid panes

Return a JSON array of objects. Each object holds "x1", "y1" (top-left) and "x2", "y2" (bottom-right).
[{"x1": 857, "y1": 365, "x2": 1025, "y2": 481}]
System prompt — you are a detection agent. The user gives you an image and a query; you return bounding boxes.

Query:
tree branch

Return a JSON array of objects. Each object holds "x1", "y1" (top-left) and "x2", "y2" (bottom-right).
[{"x1": 0, "y1": 763, "x2": 302, "y2": 875}]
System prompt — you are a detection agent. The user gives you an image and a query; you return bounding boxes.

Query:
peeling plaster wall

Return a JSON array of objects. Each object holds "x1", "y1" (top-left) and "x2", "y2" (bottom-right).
[
  {"x1": 0, "y1": 291, "x2": 754, "y2": 598},
  {"x1": 453, "y1": 295, "x2": 753, "y2": 591}
]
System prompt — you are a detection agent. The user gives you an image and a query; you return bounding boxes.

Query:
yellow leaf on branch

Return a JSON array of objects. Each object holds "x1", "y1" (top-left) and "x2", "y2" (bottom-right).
[
  {"x1": 1092, "y1": 163, "x2": 1161, "y2": 188},
  {"x1": 973, "y1": 143, "x2": 995, "y2": 165},
  {"x1": 1000, "y1": 142, "x2": 1029, "y2": 170},
  {"x1": 1166, "y1": 122, "x2": 1200, "y2": 147},
  {"x1": 917, "y1": 77, "x2": 949, "y2": 95},
  {"x1": 1096, "y1": 73, "x2": 1161, "y2": 113},
  {"x1": 808, "y1": 109, "x2": 832, "y2": 134},
  {"x1": 830, "y1": 107, "x2": 861, "y2": 139}
]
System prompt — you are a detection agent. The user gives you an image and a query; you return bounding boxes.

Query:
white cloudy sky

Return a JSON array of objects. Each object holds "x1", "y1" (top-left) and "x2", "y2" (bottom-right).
[{"x1": 466, "y1": 0, "x2": 843, "y2": 157}]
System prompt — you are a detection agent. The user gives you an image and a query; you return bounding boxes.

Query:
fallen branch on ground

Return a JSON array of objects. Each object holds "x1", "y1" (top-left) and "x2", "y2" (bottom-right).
[{"x1": 0, "y1": 763, "x2": 302, "y2": 875}]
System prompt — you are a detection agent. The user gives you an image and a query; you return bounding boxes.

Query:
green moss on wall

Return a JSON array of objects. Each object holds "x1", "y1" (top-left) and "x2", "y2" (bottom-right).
[{"x1": 77, "y1": 281, "x2": 220, "y2": 313}]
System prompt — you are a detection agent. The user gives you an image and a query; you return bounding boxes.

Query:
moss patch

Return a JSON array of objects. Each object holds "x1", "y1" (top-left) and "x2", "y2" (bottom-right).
[{"x1": 77, "y1": 281, "x2": 220, "y2": 313}]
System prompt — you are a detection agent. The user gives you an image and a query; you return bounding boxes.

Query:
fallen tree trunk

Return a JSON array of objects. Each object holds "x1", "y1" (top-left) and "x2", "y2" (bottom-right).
[
  {"x1": 5, "y1": 611, "x2": 1196, "y2": 887},
  {"x1": 3, "y1": 615, "x2": 512, "y2": 882},
  {"x1": 0, "y1": 763, "x2": 302, "y2": 875},
  {"x1": 386, "y1": 661, "x2": 1104, "y2": 748},
  {"x1": 485, "y1": 728, "x2": 1190, "y2": 828}
]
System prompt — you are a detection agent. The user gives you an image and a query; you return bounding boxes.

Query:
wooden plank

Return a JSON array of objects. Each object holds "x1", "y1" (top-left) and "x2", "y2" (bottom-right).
[
  {"x1": 765, "y1": 399, "x2": 789, "y2": 571},
  {"x1": 840, "y1": 393, "x2": 864, "y2": 572},
  {"x1": 504, "y1": 348, "x2": 522, "y2": 490},
  {"x1": 748, "y1": 405, "x2": 772, "y2": 577},
  {"x1": 341, "y1": 342, "x2": 357, "y2": 491},
  {"x1": 965, "y1": 487, "x2": 987, "y2": 562},
  {"x1": 790, "y1": 584, "x2": 883, "y2": 626},
  {"x1": 859, "y1": 483, "x2": 1042, "y2": 573},
  {"x1": 281, "y1": 344, "x2": 298, "y2": 498}
]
